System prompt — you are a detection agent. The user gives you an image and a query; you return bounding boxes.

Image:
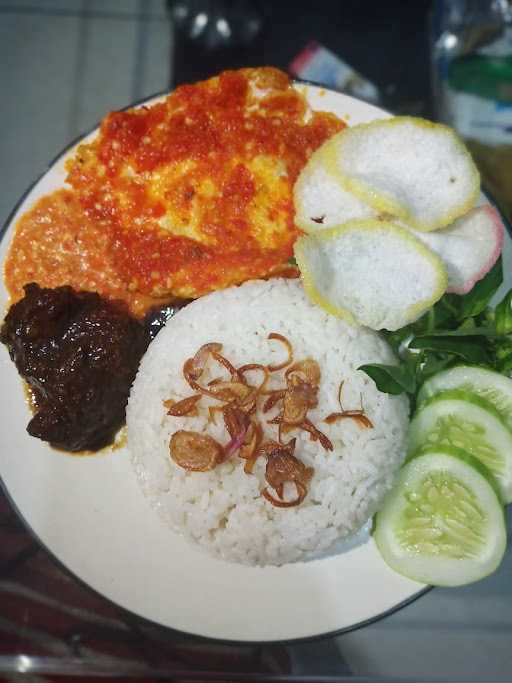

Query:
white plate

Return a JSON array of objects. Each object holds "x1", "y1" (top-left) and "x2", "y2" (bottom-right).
[{"x1": 0, "y1": 85, "x2": 509, "y2": 643}]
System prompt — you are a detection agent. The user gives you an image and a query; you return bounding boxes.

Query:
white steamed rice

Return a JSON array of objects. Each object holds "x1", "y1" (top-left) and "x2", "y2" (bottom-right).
[{"x1": 127, "y1": 278, "x2": 409, "y2": 566}]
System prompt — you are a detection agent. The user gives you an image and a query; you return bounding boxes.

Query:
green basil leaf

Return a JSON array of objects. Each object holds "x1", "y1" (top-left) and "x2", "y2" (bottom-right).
[
  {"x1": 456, "y1": 257, "x2": 503, "y2": 320},
  {"x1": 412, "y1": 296, "x2": 460, "y2": 334},
  {"x1": 495, "y1": 289, "x2": 512, "y2": 335},
  {"x1": 414, "y1": 326, "x2": 499, "y2": 338},
  {"x1": 409, "y1": 336, "x2": 491, "y2": 364},
  {"x1": 382, "y1": 327, "x2": 414, "y2": 356},
  {"x1": 358, "y1": 363, "x2": 416, "y2": 395},
  {"x1": 287, "y1": 256, "x2": 297, "y2": 266},
  {"x1": 417, "y1": 354, "x2": 454, "y2": 384}
]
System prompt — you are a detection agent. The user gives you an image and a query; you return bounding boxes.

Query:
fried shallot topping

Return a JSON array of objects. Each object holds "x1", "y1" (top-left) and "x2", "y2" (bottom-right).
[
  {"x1": 164, "y1": 337, "x2": 367, "y2": 507},
  {"x1": 210, "y1": 381, "x2": 252, "y2": 403},
  {"x1": 266, "y1": 333, "x2": 293, "y2": 372},
  {"x1": 166, "y1": 394, "x2": 202, "y2": 417},
  {"x1": 211, "y1": 349, "x2": 245, "y2": 383},
  {"x1": 187, "y1": 343, "x2": 222, "y2": 381},
  {"x1": 282, "y1": 372, "x2": 319, "y2": 425},
  {"x1": 262, "y1": 440, "x2": 314, "y2": 508},
  {"x1": 239, "y1": 420, "x2": 263, "y2": 474},
  {"x1": 222, "y1": 404, "x2": 250, "y2": 458},
  {"x1": 298, "y1": 418, "x2": 334, "y2": 451},
  {"x1": 169, "y1": 430, "x2": 223, "y2": 471},
  {"x1": 262, "y1": 389, "x2": 286, "y2": 413},
  {"x1": 285, "y1": 359, "x2": 321, "y2": 387},
  {"x1": 324, "y1": 381, "x2": 374, "y2": 429}
]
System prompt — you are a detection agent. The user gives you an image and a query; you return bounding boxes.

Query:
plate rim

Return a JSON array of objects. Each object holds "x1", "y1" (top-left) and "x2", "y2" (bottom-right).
[
  {"x1": 0, "y1": 470, "x2": 430, "y2": 646},
  {"x1": 1, "y1": 82, "x2": 510, "y2": 646}
]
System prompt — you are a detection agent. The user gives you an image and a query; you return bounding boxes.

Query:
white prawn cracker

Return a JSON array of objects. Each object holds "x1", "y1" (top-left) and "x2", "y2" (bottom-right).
[
  {"x1": 411, "y1": 205, "x2": 504, "y2": 295},
  {"x1": 326, "y1": 117, "x2": 480, "y2": 232},
  {"x1": 294, "y1": 219, "x2": 448, "y2": 331},
  {"x1": 294, "y1": 144, "x2": 375, "y2": 231}
]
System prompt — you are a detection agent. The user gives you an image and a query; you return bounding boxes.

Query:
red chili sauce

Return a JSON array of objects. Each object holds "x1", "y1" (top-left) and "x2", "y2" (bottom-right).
[{"x1": 5, "y1": 68, "x2": 345, "y2": 314}]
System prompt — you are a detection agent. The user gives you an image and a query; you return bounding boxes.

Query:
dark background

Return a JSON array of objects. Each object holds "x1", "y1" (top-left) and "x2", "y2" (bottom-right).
[{"x1": 171, "y1": 0, "x2": 433, "y2": 116}]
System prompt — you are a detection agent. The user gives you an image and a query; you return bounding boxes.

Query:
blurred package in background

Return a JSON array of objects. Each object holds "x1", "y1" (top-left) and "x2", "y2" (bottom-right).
[
  {"x1": 432, "y1": 0, "x2": 512, "y2": 220},
  {"x1": 289, "y1": 41, "x2": 381, "y2": 104}
]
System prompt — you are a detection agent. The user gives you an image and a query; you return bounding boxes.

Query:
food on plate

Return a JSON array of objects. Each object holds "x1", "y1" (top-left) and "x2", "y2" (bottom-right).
[
  {"x1": 360, "y1": 260, "x2": 512, "y2": 584},
  {"x1": 418, "y1": 365, "x2": 512, "y2": 430},
  {"x1": 0, "y1": 283, "x2": 149, "y2": 451},
  {"x1": 374, "y1": 447, "x2": 507, "y2": 586},
  {"x1": 1, "y1": 66, "x2": 344, "y2": 454},
  {"x1": 298, "y1": 189, "x2": 503, "y2": 301},
  {"x1": 296, "y1": 177, "x2": 504, "y2": 306},
  {"x1": 127, "y1": 278, "x2": 409, "y2": 565},
  {"x1": 408, "y1": 390, "x2": 512, "y2": 503},
  {"x1": 166, "y1": 338, "x2": 333, "y2": 507},
  {"x1": 4, "y1": 67, "x2": 364, "y2": 464},
  {"x1": 3, "y1": 190, "x2": 169, "y2": 319},
  {"x1": 357, "y1": 257, "x2": 510, "y2": 400},
  {"x1": 1, "y1": 65, "x2": 509, "y2": 587},
  {"x1": 294, "y1": 219, "x2": 448, "y2": 331},
  {"x1": 318, "y1": 117, "x2": 480, "y2": 231},
  {"x1": 411, "y1": 206, "x2": 504, "y2": 295},
  {"x1": 291, "y1": 115, "x2": 506, "y2": 331},
  {"x1": 5, "y1": 68, "x2": 342, "y2": 315},
  {"x1": 293, "y1": 146, "x2": 375, "y2": 231}
]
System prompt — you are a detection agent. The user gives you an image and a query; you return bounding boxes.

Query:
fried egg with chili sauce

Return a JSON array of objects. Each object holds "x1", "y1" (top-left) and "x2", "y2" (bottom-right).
[{"x1": 66, "y1": 68, "x2": 344, "y2": 299}]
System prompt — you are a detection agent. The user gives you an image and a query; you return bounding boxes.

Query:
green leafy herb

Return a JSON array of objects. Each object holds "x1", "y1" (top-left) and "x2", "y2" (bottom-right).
[
  {"x1": 358, "y1": 363, "x2": 416, "y2": 395},
  {"x1": 495, "y1": 290, "x2": 512, "y2": 335},
  {"x1": 358, "y1": 256, "x2": 512, "y2": 409},
  {"x1": 417, "y1": 354, "x2": 453, "y2": 382},
  {"x1": 414, "y1": 326, "x2": 499, "y2": 338},
  {"x1": 454, "y1": 257, "x2": 503, "y2": 320},
  {"x1": 409, "y1": 336, "x2": 491, "y2": 364}
]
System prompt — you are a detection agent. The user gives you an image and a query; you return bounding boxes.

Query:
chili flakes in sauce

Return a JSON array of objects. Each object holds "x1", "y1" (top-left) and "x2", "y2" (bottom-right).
[
  {"x1": 5, "y1": 68, "x2": 344, "y2": 314},
  {"x1": 66, "y1": 67, "x2": 344, "y2": 299}
]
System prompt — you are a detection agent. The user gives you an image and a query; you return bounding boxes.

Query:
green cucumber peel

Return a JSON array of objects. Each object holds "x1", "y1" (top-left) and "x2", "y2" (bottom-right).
[
  {"x1": 415, "y1": 388, "x2": 509, "y2": 426},
  {"x1": 406, "y1": 444, "x2": 505, "y2": 505},
  {"x1": 374, "y1": 445, "x2": 507, "y2": 586}
]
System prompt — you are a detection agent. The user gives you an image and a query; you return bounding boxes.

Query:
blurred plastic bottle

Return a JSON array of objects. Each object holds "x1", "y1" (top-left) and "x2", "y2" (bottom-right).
[{"x1": 431, "y1": 0, "x2": 512, "y2": 220}]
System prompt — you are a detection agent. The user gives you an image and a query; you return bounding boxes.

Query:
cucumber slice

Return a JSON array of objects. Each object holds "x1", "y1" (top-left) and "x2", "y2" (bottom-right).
[
  {"x1": 374, "y1": 447, "x2": 507, "y2": 586},
  {"x1": 418, "y1": 365, "x2": 512, "y2": 432},
  {"x1": 409, "y1": 389, "x2": 512, "y2": 503}
]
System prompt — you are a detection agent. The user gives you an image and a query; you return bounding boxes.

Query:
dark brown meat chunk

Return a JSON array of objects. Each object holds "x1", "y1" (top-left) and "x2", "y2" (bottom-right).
[{"x1": 0, "y1": 283, "x2": 150, "y2": 452}]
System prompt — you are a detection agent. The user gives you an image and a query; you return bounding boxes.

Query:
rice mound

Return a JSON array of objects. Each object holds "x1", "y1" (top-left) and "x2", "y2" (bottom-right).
[{"x1": 127, "y1": 279, "x2": 409, "y2": 566}]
